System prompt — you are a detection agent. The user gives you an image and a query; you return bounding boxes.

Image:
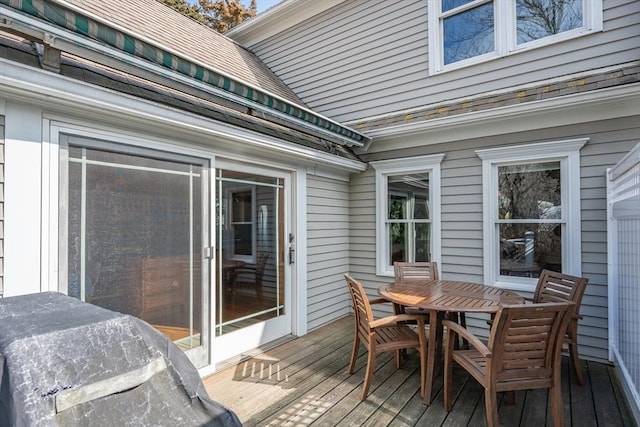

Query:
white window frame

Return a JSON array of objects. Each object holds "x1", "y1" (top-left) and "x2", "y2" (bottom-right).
[
  {"x1": 476, "y1": 138, "x2": 587, "y2": 291},
  {"x1": 371, "y1": 154, "x2": 445, "y2": 277},
  {"x1": 428, "y1": 0, "x2": 603, "y2": 75},
  {"x1": 226, "y1": 185, "x2": 257, "y2": 263}
]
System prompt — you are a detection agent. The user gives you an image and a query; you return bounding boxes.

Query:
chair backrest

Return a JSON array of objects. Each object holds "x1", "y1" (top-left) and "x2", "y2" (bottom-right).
[
  {"x1": 488, "y1": 302, "x2": 574, "y2": 384},
  {"x1": 344, "y1": 274, "x2": 375, "y2": 340},
  {"x1": 393, "y1": 262, "x2": 439, "y2": 282},
  {"x1": 534, "y1": 270, "x2": 588, "y2": 314},
  {"x1": 255, "y1": 253, "x2": 269, "y2": 284}
]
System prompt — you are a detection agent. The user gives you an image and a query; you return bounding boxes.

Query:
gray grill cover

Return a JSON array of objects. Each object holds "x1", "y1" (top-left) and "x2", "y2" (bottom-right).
[{"x1": 0, "y1": 292, "x2": 241, "y2": 426}]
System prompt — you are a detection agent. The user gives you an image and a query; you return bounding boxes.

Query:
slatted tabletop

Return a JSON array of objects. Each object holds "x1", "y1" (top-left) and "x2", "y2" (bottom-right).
[
  {"x1": 378, "y1": 280, "x2": 524, "y2": 406},
  {"x1": 378, "y1": 280, "x2": 524, "y2": 313}
]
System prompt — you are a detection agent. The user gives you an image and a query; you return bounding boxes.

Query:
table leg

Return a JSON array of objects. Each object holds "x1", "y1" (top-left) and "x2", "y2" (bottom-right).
[{"x1": 423, "y1": 309, "x2": 443, "y2": 405}]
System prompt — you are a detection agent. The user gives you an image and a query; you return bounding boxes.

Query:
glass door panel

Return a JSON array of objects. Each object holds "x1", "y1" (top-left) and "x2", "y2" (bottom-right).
[
  {"x1": 62, "y1": 139, "x2": 209, "y2": 367},
  {"x1": 215, "y1": 169, "x2": 286, "y2": 336}
]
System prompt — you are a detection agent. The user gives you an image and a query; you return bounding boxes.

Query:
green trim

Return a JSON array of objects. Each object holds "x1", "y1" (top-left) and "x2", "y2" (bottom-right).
[{"x1": 0, "y1": 0, "x2": 367, "y2": 145}]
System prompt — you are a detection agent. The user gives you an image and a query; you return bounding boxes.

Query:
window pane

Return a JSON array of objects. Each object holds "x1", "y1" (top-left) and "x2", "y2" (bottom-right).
[
  {"x1": 388, "y1": 194, "x2": 407, "y2": 220},
  {"x1": 232, "y1": 191, "x2": 252, "y2": 222},
  {"x1": 500, "y1": 223, "x2": 562, "y2": 277},
  {"x1": 444, "y1": 2, "x2": 495, "y2": 65},
  {"x1": 388, "y1": 173, "x2": 430, "y2": 219},
  {"x1": 415, "y1": 223, "x2": 431, "y2": 262},
  {"x1": 517, "y1": 0, "x2": 583, "y2": 44},
  {"x1": 388, "y1": 223, "x2": 408, "y2": 264},
  {"x1": 414, "y1": 192, "x2": 429, "y2": 220},
  {"x1": 67, "y1": 146, "x2": 204, "y2": 351},
  {"x1": 498, "y1": 162, "x2": 561, "y2": 220}
]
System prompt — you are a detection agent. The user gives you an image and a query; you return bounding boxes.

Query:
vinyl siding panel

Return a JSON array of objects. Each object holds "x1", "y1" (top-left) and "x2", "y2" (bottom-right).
[
  {"x1": 244, "y1": 0, "x2": 639, "y2": 123},
  {"x1": 348, "y1": 116, "x2": 639, "y2": 363},
  {"x1": 306, "y1": 175, "x2": 352, "y2": 331},
  {"x1": 0, "y1": 118, "x2": 3, "y2": 297}
]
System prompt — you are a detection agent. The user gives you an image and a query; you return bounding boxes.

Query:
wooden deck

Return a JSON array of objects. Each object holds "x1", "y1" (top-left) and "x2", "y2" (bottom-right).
[{"x1": 204, "y1": 316, "x2": 636, "y2": 427}]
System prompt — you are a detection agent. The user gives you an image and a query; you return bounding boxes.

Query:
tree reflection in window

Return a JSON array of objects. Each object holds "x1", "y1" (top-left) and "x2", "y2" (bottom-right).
[{"x1": 498, "y1": 161, "x2": 562, "y2": 277}]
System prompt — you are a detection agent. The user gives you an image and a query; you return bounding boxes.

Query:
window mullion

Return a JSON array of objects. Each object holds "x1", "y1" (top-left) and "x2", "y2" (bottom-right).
[{"x1": 440, "y1": 0, "x2": 493, "y2": 18}]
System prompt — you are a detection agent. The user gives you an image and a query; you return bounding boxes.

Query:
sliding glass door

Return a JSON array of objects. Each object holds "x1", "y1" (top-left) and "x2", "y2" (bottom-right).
[
  {"x1": 59, "y1": 135, "x2": 293, "y2": 368},
  {"x1": 59, "y1": 135, "x2": 210, "y2": 368},
  {"x1": 212, "y1": 160, "x2": 291, "y2": 363}
]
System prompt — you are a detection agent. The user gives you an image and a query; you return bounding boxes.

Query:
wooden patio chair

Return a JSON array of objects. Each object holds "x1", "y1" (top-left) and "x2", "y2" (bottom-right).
[
  {"x1": 394, "y1": 262, "x2": 440, "y2": 282},
  {"x1": 444, "y1": 302, "x2": 574, "y2": 427},
  {"x1": 392, "y1": 262, "x2": 440, "y2": 317},
  {"x1": 344, "y1": 273, "x2": 429, "y2": 402},
  {"x1": 530, "y1": 269, "x2": 589, "y2": 385},
  {"x1": 393, "y1": 262, "x2": 466, "y2": 343},
  {"x1": 232, "y1": 253, "x2": 269, "y2": 304}
]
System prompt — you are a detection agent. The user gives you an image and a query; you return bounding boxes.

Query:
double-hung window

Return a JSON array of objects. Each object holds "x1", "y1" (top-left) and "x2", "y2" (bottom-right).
[
  {"x1": 428, "y1": 0, "x2": 602, "y2": 73},
  {"x1": 476, "y1": 139, "x2": 587, "y2": 291},
  {"x1": 371, "y1": 155, "x2": 444, "y2": 276}
]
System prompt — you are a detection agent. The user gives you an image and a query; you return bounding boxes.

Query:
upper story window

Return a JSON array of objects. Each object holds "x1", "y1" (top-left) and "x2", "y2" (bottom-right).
[
  {"x1": 476, "y1": 138, "x2": 587, "y2": 291},
  {"x1": 371, "y1": 154, "x2": 445, "y2": 276},
  {"x1": 428, "y1": 0, "x2": 602, "y2": 73}
]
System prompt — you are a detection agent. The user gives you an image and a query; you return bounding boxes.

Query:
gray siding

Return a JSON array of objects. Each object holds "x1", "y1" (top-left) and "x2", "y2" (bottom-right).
[
  {"x1": 350, "y1": 116, "x2": 640, "y2": 363},
  {"x1": 306, "y1": 174, "x2": 351, "y2": 330},
  {"x1": 0, "y1": 118, "x2": 3, "y2": 297},
  {"x1": 245, "y1": 0, "x2": 639, "y2": 123}
]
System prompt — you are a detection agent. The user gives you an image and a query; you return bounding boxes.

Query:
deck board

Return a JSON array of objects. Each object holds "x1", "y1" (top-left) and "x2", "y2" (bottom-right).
[{"x1": 203, "y1": 316, "x2": 636, "y2": 427}]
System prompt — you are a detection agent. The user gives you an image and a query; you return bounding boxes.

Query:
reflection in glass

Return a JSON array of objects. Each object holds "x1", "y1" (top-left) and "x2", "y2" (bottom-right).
[
  {"x1": 215, "y1": 169, "x2": 285, "y2": 336},
  {"x1": 517, "y1": 0, "x2": 583, "y2": 44},
  {"x1": 499, "y1": 223, "x2": 561, "y2": 277},
  {"x1": 444, "y1": 2, "x2": 494, "y2": 65},
  {"x1": 386, "y1": 173, "x2": 431, "y2": 265},
  {"x1": 497, "y1": 161, "x2": 562, "y2": 278},
  {"x1": 498, "y1": 162, "x2": 561, "y2": 220},
  {"x1": 67, "y1": 146, "x2": 204, "y2": 351}
]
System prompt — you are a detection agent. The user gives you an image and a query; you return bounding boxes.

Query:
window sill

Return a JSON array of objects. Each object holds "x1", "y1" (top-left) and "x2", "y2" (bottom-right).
[{"x1": 491, "y1": 280, "x2": 536, "y2": 294}]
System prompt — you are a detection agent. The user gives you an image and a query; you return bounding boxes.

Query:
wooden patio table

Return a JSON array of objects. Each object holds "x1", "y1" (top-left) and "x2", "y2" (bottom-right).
[{"x1": 378, "y1": 279, "x2": 524, "y2": 405}]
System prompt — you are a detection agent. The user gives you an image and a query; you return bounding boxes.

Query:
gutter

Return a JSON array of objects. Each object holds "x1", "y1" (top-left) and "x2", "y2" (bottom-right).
[{"x1": 0, "y1": 0, "x2": 370, "y2": 148}]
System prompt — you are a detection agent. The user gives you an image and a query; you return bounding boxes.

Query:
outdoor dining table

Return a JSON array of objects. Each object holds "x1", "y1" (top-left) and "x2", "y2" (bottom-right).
[{"x1": 378, "y1": 279, "x2": 524, "y2": 405}]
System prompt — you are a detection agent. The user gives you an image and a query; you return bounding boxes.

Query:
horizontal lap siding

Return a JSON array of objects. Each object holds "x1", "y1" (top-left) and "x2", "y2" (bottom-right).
[
  {"x1": 0, "y1": 119, "x2": 3, "y2": 297},
  {"x1": 246, "y1": 0, "x2": 639, "y2": 123},
  {"x1": 353, "y1": 117, "x2": 640, "y2": 363},
  {"x1": 306, "y1": 175, "x2": 352, "y2": 330}
]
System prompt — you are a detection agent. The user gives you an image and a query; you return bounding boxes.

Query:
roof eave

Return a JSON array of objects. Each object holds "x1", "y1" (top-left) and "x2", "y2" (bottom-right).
[{"x1": 0, "y1": 0, "x2": 370, "y2": 148}]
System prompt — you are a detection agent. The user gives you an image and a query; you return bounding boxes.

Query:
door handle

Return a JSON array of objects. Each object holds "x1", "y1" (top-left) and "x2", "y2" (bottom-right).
[{"x1": 289, "y1": 244, "x2": 295, "y2": 264}]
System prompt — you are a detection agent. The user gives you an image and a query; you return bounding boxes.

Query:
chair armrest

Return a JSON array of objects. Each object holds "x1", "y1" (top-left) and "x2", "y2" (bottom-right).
[
  {"x1": 370, "y1": 313, "x2": 428, "y2": 329},
  {"x1": 524, "y1": 296, "x2": 534, "y2": 302},
  {"x1": 443, "y1": 319, "x2": 491, "y2": 357}
]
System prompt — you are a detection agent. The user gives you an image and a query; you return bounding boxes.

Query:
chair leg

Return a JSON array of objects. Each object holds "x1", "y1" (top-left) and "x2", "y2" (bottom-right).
[
  {"x1": 550, "y1": 383, "x2": 565, "y2": 427},
  {"x1": 444, "y1": 332, "x2": 455, "y2": 411},
  {"x1": 348, "y1": 334, "x2": 359, "y2": 374},
  {"x1": 569, "y1": 341, "x2": 585, "y2": 385},
  {"x1": 504, "y1": 391, "x2": 516, "y2": 405},
  {"x1": 484, "y1": 386, "x2": 499, "y2": 427},
  {"x1": 361, "y1": 349, "x2": 376, "y2": 400},
  {"x1": 419, "y1": 344, "x2": 427, "y2": 402}
]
